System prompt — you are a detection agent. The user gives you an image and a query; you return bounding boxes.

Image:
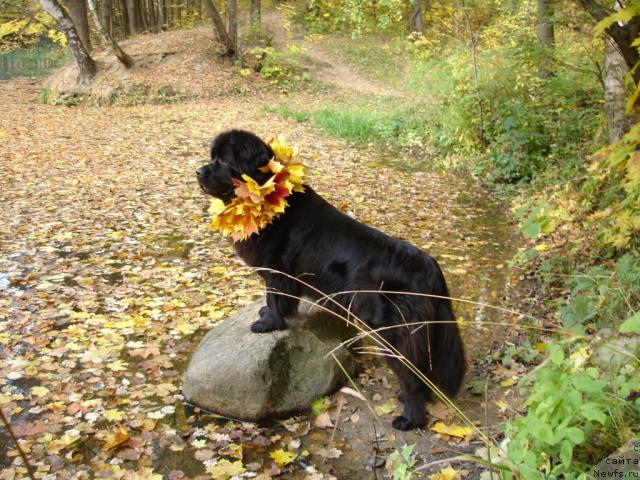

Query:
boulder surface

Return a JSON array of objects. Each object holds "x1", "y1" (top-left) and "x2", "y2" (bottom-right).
[{"x1": 182, "y1": 302, "x2": 357, "y2": 421}]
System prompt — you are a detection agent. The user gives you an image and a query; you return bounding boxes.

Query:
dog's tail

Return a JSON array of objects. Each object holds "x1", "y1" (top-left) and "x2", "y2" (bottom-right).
[{"x1": 429, "y1": 288, "x2": 466, "y2": 398}]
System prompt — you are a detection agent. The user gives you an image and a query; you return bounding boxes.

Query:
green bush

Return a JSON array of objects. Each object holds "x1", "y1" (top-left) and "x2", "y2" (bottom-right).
[
  {"x1": 504, "y1": 336, "x2": 640, "y2": 479},
  {"x1": 250, "y1": 46, "x2": 310, "y2": 89}
]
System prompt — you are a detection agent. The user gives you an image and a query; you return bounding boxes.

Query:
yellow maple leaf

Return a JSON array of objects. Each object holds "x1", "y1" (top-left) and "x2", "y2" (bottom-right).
[
  {"x1": 270, "y1": 448, "x2": 296, "y2": 466},
  {"x1": 107, "y1": 360, "x2": 128, "y2": 371},
  {"x1": 206, "y1": 459, "x2": 245, "y2": 479},
  {"x1": 268, "y1": 135, "x2": 296, "y2": 163},
  {"x1": 175, "y1": 322, "x2": 197, "y2": 335},
  {"x1": 259, "y1": 158, "x2": 285, "y2": 174},
  {"x1": 104, "y1": 409, "x2": 125, "y2": 421},
  {"x1": 208, "y1": 198, "x2": 226, "y2": 216},
  {"x1": 429, "y1": 466, "x2": 460, "y2": 480},
  {"x1": 30, "y1": 386, "x2": 50, "y2": 397},
  {"x1": 431, "y1": 422, "x2": 474, "y2": 438}
]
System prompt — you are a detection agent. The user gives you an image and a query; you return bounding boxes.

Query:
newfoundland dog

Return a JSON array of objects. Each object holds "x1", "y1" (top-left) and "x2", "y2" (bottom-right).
[{"x1": 196, "y1": 129, "x2": 466, "y2": 430}]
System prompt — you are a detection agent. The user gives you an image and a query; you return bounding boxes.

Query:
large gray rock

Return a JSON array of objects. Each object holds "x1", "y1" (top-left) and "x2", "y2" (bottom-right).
[{"x1": 182, "y1": 302, "x2": 357, "y2": 421}]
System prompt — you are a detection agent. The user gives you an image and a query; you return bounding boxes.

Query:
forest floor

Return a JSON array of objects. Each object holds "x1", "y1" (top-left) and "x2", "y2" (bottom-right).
[{"x1": 0, "y1": 21, "x2": 542, "y2": 480}]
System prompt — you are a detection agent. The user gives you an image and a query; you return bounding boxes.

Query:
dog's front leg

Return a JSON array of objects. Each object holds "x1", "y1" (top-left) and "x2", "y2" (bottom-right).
[{"x1": 251, "y1": 272, "x2": 300, "y2": 333}]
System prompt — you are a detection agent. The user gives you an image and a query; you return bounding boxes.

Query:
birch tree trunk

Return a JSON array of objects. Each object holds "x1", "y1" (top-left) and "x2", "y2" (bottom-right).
[
  {"x1": 605, "y1": 38, "x2": 636, "y2": 141},
  {"x1": 87, "y1": 0, "x2": 134, "y2": 67},
  {"x1": 40, "y1": 0, "x2": 96, "y2": 84}
]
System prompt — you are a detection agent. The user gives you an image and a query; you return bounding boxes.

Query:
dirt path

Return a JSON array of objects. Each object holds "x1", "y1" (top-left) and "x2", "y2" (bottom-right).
[
  {"x1": 0, "y1": 42, "x2": 521, "y2": 478},
  {"x1": 261, "y1": 9, "x2": 405, "y2": 98}
]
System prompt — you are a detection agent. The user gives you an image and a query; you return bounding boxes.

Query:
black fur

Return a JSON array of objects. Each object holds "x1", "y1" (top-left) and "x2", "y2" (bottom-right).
[{"x1": 197, "y1": 129, "x2": 466, "y2": 430}]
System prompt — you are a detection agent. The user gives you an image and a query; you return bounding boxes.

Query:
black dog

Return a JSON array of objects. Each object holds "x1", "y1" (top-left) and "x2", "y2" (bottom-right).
[{"x1": 197, "y1": 129, "x2": 466, "y2": 430}]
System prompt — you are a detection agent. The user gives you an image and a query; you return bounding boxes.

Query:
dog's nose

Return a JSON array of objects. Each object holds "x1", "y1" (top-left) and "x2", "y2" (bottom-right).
[{"x1": 196, "y1": 167, "x2": 206, "y2": 178}]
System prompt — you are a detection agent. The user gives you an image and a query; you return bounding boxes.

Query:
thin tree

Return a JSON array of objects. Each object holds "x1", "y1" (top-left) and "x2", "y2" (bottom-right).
[
  {"x1": 227, "y1": 0, "x2": 238, "y2": 52},
  {"x1": 202, "y1": 0, "x2": 235, "y2": 55},
  {"x1": 40, "y1": 0, "x2": 96, "y2": 84},
  {"x1": 87, "y1": 0, "x2": 134, "y2": 67},
  {"x1": 156, "y1": 0, "x2": 165, "y2": 31},
  {"x1": 126, "y1": 0, "x2": 137, "y2": 34},
  {"x1": 250, "y1": 0, "x2": 260, "y2": 25},
  {"x1": 536, "y1": 0, "x2": 555, "y2": 78},
  {"x1": 410, "y1": 0, "x2": 424, "y2": 33}
]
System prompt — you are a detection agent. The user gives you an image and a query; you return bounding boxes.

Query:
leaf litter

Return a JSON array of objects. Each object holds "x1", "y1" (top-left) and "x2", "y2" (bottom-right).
[{"x1": 1, "y1": 57, "x2": 527, "y2": 478}]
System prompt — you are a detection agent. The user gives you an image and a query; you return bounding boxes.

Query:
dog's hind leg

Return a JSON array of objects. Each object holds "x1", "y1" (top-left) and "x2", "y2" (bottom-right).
[
  {"x1": 386, "y1": 354, "x2": 429, "y2": 430},
  {"x1": 252, "y1": 272, "x2": 300, "y2": 333}
]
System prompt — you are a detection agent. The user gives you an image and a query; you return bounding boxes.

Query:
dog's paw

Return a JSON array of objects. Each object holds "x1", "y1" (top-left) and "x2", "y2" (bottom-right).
[
  {"x1": 392, "y1": 415, "x2": 423, "y2": 431},
  {"x1": 397, "y1": 392, "x2": 405, "y2": 403},
  {"x1": 259, "y1": 306, "x2": 270, "y2": 317},
  {"x1": 250, "y1": 319, "x2": 278, "y2": 333}
]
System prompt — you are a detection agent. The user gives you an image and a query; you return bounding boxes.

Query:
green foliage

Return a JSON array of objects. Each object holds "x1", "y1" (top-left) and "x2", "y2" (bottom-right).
[
  {"x1": 558, "y1": 254, "x2": 640, "y2": 334},
  {"x1": 0, "y1": 10, "x2": 64, "y2": 52},
  {"x1": 249, "y1": 46, "x2": 310, "y2": 89},
  {"x1": 505, "y1": 334, "x2": 640, "y2": 479},
  {"x1": 581, "y1": 124, "x2": 640, "y2": 251},
  {"x1": 386, "y1": 444, "x2": 417, "y2": 480},
  {"x1": 299, "y1": 0, "x2": 407, "y2": 35}
]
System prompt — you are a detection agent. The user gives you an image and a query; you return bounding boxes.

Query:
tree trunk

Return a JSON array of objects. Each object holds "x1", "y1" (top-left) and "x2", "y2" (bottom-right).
[
  {"x1": 137, "y1": 0, "x2": 148, "y2": 30},
  {"x1": 64, "y1": 0, "x2": 92, "y2": 51},
  {"x1": 227, "y1": 0, "x2": 237, "y2": 51},
  {"x1": 605, "y1": 38, "x2": 636, "y2": 141},
  {"x1": 409, "y1": 0, "x2": 424, "y2": 32},
  {"x1": 202, "y1": 0, "x2": 235, "y2": 55},
  {"x1": 250, "y1": 0, "x2": 260, "y2": 25},
  {"x1": 99, "y1": 0, "x2": 113, "y2": 36},
  {"x1": 157, "y1": 0, "x2": 165, "y2": 30},
  {"x1": 126, "y1": 0, "x2": 137, "y2": 34},
  {"x1": 40, "y1": 0, "x2": 96, "y2": 84},
  {"x1": 146, "y1": 0, "x2": 155, "y2": 29},
  {"x1": 87, "y1": 0, "x2": 134, "y2": 67},
  {"x1": 536, "y1": 0, "x2": 555, "y2": 78},
  {"x1": 120, "y1": 0, "x2": 130, "y2": 35}
]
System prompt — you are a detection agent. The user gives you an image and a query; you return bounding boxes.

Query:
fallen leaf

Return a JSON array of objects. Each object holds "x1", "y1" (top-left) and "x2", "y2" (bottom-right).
[
  {"x1": 206, "y1": 460, "x2": 245, "y2": 480},
  {"x1": 102, "y1": 423, "x2": 130, "y2": 450},
  {"x1": 429, "y1": 466, "x2": 460, "y2": 480},
  {"x1": 269, "y1": 448, "x2": 296, "y2": 467},
  {"x1": 313, "y1": 412, "x2": 334, "y2": 428},
  {"x1": 431, "y1": 422, "x2": 474, "y2": 439}
]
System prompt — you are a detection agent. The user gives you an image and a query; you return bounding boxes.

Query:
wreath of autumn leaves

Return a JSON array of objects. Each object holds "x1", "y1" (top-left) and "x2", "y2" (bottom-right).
[{"x1": 208, "y1": 136, "x2": 306, "y2": 241}]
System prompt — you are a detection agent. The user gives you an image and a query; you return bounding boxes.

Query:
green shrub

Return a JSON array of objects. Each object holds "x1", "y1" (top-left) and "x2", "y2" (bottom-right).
[
  {"x1": 250, "y1": 46, "x2": 310, "y2": 89},
  {"x1": 504, "y1": 336, "x2": 640, "y2": 479}
]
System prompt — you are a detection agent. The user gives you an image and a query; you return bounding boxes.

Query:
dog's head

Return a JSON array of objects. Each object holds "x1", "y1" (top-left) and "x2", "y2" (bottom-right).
[{"x1": 197, "y1": 130, "x2": 274, "y2": 202}]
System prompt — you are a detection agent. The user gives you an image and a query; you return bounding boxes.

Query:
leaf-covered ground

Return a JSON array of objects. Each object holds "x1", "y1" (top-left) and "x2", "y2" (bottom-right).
[{"x1": 1, "y1": 43, "x2": 528, "y2": 479}]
